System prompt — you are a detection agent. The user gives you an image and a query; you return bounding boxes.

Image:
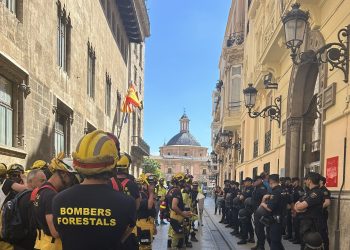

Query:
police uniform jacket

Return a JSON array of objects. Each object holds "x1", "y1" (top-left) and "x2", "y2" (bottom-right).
[
  {"x1": 266, "y1": 185, "x2": 284, "y2": 216},
  {"x1": 252, "y1": 184, "x2": 267, "y2": 210}
]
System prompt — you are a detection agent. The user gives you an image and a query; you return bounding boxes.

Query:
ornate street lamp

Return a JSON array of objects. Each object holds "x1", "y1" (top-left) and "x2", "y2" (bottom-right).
[
  {"x1": 243, "y1": 84, "x2": 282, "y2": 127},
  {"x1": 220, "y1": 131, "x2": 241, "y2": 150},
  {"x1": 282, "y1": 3, "x2": 350, "y2": 83}
]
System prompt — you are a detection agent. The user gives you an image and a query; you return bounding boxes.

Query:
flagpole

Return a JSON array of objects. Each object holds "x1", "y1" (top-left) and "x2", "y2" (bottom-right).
[{"x1": 117, "y1": 112, "x2": 127, "y2": 139}]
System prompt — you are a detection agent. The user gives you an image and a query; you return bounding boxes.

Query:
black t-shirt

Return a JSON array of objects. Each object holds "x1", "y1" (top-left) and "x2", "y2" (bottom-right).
[
  {"x1": 1, "y1": 178, "x2": 15, "y2": 195},
  {"x1": 53, "y1": 184, "x2": 136, "y2": 250},
  {"x1": 138, "y1": 191, "x2": 156, "y2": 219},
  {"x1": 33, "y1": 182, "x2": 57, "y2": 236},
  {"x1": 113, "y1": 176, "x2": 140, "y2": 200},
  {"x1": 169, "y1": 187, "x2": 184, "y2": 211},
  {"x1": 16, "y1": 190, "x2": 37, "y2": 249}
]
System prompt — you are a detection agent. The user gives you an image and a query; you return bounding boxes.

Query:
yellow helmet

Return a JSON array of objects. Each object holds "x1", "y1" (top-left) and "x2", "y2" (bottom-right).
[
  {"x1": 7, "y1": 164, "x2": 24, "y2": 174},
  {"x1": 32, "y1": 160, "x2": 49, "y2": 170},
  {"x1": 0, "y1": 163, "x2": 7, "y2": 176},
  {"x1": 144, "y1": 173, "x2": 157, "y2": 185},
  {"x1": 50, "y1": 152, "x2": 77, "y2": 173},
  {"x1": 72, "y1": 130, "x2": 119, "y2": 175},
  {"x1": 172, "y1": 172, "x2": 185, "y2": 183},
  {"x1": 116, "y1": 153, "x2": 132, "y2": 169}
]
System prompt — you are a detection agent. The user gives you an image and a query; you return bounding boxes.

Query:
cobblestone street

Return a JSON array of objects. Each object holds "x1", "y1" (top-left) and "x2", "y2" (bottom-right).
[{"x1": 153, "y1": 197, "x2": 299, "y2": 250}]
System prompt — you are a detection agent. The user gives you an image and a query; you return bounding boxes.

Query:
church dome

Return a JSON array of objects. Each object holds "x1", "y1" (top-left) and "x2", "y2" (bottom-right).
[{"x1": 166, "y1": 113, "x2": 201, "y2": 146}]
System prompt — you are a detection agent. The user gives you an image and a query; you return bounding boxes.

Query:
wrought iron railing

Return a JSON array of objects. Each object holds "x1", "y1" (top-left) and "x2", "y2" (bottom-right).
[
  {"x1": 264, "y1": 130, "x2": 271, "y2": 153},
  {"x1": 226, "y1": 32, "x2": 244, "y2": 47},
  {"x1": 253, "y1": 140, "x2": 259, "y2": 158},
  {"x1": 132, "y1": 136, "x2": 150, "y2": 156}
]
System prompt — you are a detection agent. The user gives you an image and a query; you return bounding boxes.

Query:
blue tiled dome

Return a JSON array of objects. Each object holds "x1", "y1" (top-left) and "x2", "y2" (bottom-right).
[{"x1": 167, "y1": 132, "x2": 201, "y2": 146}]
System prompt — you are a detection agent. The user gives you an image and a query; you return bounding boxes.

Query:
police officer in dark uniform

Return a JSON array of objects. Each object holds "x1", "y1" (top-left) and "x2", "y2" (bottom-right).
[
  {"x1": 237, "y1": 177, "x2": 255, "y2": 245},
  {"x1": 224, "y1": 181, "x2": 233, "y2": 229},
  {"x1": 227, "y1": 181, "x2": 239, "y2": 230},
  {"x1": 230, "y1": 182, "x2": 242, "y2": 236},
  {"x1": 295, "y1": 172, "x2": 324, "y2": 250},
  {"x1": 219, "y1": 180, "x2": 230, "y2": 223},
  {"x1": 290, "y1": 177, "x2": 304, "y2": 244},
  {"x1": 260, "y1": 174, "x2": 285, "y2": 250},
  {"x1": 319, "y1": 176, "x2": 330, "y2": 250},
  {"x1": 251, "y1": 176, "x2": 268, "y2": 250},
  {"x1": 282, "y1": 177, "x2": 293, "y2": 240}
]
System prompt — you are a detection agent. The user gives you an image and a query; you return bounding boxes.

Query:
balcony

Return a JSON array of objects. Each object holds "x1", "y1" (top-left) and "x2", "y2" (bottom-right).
[
  {"x1": 253, "y1": 140, "x2": 259, "y2": 158},
  {"x1": 222, "y1": 101, "x2": 241, "y2": 131},
  {"x1": 264, "y1": 130, "x2": 271, "y2": 153},
  {"x1": 131, "y1": 136, "x2": 150, "y2": 157}
]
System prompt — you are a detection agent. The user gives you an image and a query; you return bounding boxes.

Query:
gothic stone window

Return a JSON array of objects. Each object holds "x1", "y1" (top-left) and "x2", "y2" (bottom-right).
[
  {"x1": 105, "y1": 73, "x2": 112, "y2": 116},
  {"x1": 54, "y1": 98, "x2": 73, "y2": 156},
  {"x1": 0, "y1": 76, "x2": 13, "y2": 146},
  {"x1": 87, "y1": 41, "x2": 96, "y2": 99},
  {"x1": 0, "y1": 54, "x2": 29, "y2": 154},
  {"x1": 57, "y1": 0, "x2": 71, "y2": 73}
]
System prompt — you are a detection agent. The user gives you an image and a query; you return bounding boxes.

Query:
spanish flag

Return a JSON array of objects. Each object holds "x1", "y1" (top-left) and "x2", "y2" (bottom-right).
[{"x1": 121, "y1": 85, "x2": 142, "y2": 113}]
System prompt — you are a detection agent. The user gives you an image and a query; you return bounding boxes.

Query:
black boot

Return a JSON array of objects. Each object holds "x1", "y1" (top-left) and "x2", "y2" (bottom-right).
[{"x1": 237, "y1": 239, "x2": 247, "y2": 245}]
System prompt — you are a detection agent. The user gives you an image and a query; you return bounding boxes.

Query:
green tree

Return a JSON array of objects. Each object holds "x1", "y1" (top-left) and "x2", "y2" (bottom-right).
[{"x1": 142, "y1": 157, "x2": 162, "y2": 178}]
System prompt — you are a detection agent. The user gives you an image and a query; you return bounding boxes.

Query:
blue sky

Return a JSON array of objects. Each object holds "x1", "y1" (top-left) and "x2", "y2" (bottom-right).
[{"x1": 144, "y1": 0, "x2": 231, "y2": 155}]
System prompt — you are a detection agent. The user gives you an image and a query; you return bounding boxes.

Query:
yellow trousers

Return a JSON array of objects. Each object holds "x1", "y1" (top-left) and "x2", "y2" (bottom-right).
[
  {"x1": 137, "y1": 218, "x2": 155, "y2": 250},
  {"x1": 0, "y1": 241, "x2": 13, "y2": 250},
  {"x1": 34, "y1": 230, "x2": 62, "y2": 250}
]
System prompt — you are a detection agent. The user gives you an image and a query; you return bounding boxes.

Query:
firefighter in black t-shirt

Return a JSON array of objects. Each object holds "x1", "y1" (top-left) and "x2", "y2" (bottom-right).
[
  {"x1": 136, "y1": 173, "x2": 157, "y2": 250},
  {"x1": 0, "y1": 163, "x2": 28, "y2": 250},
  {"x1": 32, "y1": 153, "x2": 80, "y2": 250},
  {"x1": 167, "y1": 173, "x2": 192, "y2": 249},
  {"x1": 52, "y1": 130, "x2": 137, "y2": 250},
  {"x1": 295, "y1": 172, "x2": 324, "y2": 250},
  {"x1": 112, "y1": 152, "x2": 141, "y2": 250}
]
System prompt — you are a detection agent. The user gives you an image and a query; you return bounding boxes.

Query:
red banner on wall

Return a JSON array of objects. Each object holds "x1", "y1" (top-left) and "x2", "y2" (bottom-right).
[{"x1": 326, "y1": 156, "x2": 338, "y2": 187}]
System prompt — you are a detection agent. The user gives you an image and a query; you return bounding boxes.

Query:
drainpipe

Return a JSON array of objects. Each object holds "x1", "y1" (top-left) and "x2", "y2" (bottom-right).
[{"x1": 334, "y1": 137, "x2": 346, "y2": 250}]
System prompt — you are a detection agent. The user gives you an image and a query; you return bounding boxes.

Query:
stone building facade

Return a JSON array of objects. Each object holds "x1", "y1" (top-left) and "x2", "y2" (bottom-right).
[
  {"x1": 0, "y1": 0, "x2": 150, "y2": 176},
  {"x1": 153, "y1": 113, "x2": 209, "y2": 185},
  {"x1": 211, "y1": 0, "x2": 350, "y2": 248}
]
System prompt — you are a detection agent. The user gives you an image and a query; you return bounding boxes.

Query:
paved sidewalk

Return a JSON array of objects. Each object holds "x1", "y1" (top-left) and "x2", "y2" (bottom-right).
[
  {"x1": 152, "y1": 197, "x2": 300, "y2": 249},
  {"x1": 152, "y1": 204, "x2": 222, "y2": 250},
  {"x1": 205, "y1": 197, "x2": 299, "y2": 250}
]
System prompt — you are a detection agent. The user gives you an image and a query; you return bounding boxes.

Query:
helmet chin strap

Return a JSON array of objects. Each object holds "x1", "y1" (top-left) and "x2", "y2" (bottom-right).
[{"x1": 57, "y1": 171, "x2": 70, "y2": 190}]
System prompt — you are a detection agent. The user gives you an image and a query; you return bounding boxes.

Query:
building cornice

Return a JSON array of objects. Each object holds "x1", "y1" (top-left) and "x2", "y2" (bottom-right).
[{"x1": 116, "y1": 0, "x2": 150, "y2": 43}]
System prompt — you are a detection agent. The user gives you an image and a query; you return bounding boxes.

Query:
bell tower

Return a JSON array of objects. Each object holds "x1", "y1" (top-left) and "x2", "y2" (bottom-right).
[{"x1": 180, "y1": 111, "x2": 189, "y2": 133}]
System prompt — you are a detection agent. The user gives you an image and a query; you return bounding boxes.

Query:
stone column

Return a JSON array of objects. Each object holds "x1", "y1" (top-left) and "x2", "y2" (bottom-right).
[
  {"x1": 287, "y1": 117, "x2": 302, "y2": 178},
  {"x1": 17, "y1": 81, "x2": 30, "y2": 149}
]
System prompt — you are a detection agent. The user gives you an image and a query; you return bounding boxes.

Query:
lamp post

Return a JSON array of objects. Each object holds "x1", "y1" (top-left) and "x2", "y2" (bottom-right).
[
  {"x1": 243, "y1": 84, "x2": 282, "y2": 127},
  {"x1": 282, "y1": 3, "x2": 350, "y2": 83}
]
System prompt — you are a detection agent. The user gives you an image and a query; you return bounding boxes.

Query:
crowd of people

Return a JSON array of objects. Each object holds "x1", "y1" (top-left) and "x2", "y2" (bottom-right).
[
  {"x1": 214, "y1": 172, "x2": 331, "y2": 250},
  {"x1": 0, "y1": 130, "x2": 204, "y2": 250}
]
